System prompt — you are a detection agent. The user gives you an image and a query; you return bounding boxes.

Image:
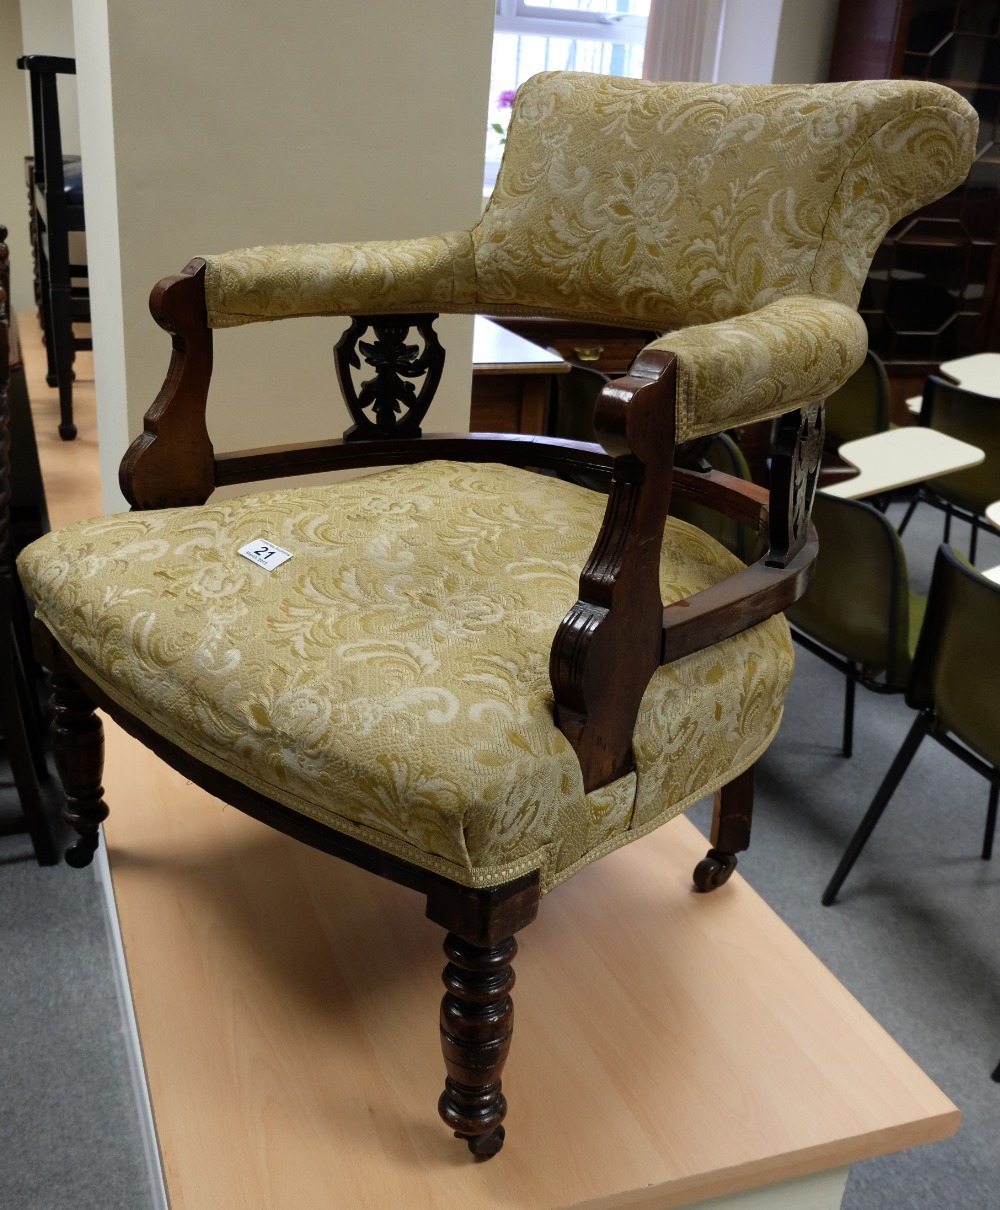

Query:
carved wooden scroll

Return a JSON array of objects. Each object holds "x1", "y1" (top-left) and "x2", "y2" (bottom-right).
[
  {"x1": 766, "y1": 402, "x2": 824, "y2": 568},
  {"x1": 336, "y1": 314, "x2": 444, "y2": 442}
]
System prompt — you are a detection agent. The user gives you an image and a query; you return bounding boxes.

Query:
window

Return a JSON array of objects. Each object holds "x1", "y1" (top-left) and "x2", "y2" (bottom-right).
[{"x1": 486, "y1": 0, "x2": 650, "y2": 189}]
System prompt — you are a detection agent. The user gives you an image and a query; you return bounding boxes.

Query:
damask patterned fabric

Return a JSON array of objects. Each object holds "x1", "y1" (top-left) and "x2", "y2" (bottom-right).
[
  {"x1": 201, "y1": 74, "x2": 976, "y2": 438},
  {"x1": 18, "y1": 462, "x2": 793, "y2": 894}
]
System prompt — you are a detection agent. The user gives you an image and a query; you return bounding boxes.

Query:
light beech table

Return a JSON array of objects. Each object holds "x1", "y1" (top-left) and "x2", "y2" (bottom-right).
[
  {"x1": 96, "y1": 720, "x2": 959, "y2": 1210},
  {"x1": 823, "y1": 427, "x2": 984, "y2": 500}
]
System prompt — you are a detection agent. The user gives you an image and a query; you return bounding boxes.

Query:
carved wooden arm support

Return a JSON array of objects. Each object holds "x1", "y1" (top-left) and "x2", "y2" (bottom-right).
[
  {"x1": 120, "y1": 260, "x2": 215, "y2": 509},
  {"x1": 550, "y1": 349, "x2": 678, "y2": 793},
  {"x1": 552, "y1": 393, "x2": 822, "y2": 793}
]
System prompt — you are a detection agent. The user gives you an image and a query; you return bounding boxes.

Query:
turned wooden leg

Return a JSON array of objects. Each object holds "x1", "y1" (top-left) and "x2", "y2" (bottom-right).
[
  {"x1": 438, "y1": 932, "x2": 516, "y2": 1160},
  {"x1": 693, "y1": 764, "x2": 754, "y2": 892},
  {"x1": 49, "y1": 671, "x2": 107, "y2": 867}
]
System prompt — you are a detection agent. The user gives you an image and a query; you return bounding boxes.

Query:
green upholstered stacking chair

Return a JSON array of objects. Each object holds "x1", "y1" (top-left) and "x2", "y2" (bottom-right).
[
  {"x1": 823, "y1": 545, "x2": 1000, "y2": 906},
  {"x1": 669, "y1": 432, "x2": 756, "y2": 562},
  {"x1": 551, "y1": 365, "x2": 756, "y2": 558},
  {"x1": 548, "y1": 361, "x2": 608, "y2": 447},
  {"x1": 897, "y1": 375, "x2": 1000, "y2": 563},
  {"x1": 16, "y1": 73, "x2": 976, "y2": 1158},
  {"x1": 786, "y1": 491, "x2": 926, "y2": 757},
  {"x1": 823, "y1": 350, "x2": 891, "y2": 449},
  {"x1": 818, "y1": 350, "x2": 891, "y2": 491}
]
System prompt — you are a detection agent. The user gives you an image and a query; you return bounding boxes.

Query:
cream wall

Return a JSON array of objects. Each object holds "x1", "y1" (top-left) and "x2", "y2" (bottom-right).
[
  {"x1": 0, "y1": 0, "x2": 33, "y2": 305},
  {"x1": 18, "y1": 0, "x2": 79, "y2": 154},
  {"x1": 713, "y1": 0, "x2": 839, "y2": 85},
  {"x1": 73, "y1": 0, "x2": 495, "y2": 513},
  {"x1": 771, "y1": 0, "x2": 841, "y2": 84},
  {"x1": 0, "y1": 0, "x2": 79, "y2": 307}
]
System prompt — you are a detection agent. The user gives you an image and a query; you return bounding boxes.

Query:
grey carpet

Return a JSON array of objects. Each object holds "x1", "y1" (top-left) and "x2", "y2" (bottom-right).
[{"x1": 0, "y1": 496, "x2": 997, "y2": 1208}]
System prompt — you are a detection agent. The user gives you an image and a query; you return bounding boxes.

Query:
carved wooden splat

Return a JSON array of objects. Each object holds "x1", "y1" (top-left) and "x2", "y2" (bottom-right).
[{"x1": 336, "y1": 313, "x2": 445, "y2": 441}]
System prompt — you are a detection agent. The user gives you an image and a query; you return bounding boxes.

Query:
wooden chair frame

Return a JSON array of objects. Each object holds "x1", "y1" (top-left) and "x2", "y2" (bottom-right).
[
  {"x1": 18, "y1": 55, "x2": 90, "y2": 441},
  {"x1": 34, "y1": 258, "x2": 821, "y2": 1158}
]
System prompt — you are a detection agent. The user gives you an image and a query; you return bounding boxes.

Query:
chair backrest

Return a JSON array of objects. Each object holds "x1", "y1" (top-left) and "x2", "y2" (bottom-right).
[
  {"x1": 474, "y1": 74, "x2": 977, "y2": 329},
  {"x1": 202, "y1": 75, "x2": 976, "y2": 339},
  {"x1": 908, "y1": 544, "x2": 1000, "y2": 767},
  {"x1": 824, "y1": 350, "x2": 891, "y2": 449},
  {"x1": 786, "y1": 491, "x2": 916, "y2": 689},
  {"x1": 918, "y1": 375, "x2": 1000, "y2": 514}
]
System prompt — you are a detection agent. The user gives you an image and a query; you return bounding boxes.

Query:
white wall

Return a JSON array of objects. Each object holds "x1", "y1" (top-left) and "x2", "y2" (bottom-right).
[{"x1": 73, "y1": 0, "x2": 495, "y2": 513}]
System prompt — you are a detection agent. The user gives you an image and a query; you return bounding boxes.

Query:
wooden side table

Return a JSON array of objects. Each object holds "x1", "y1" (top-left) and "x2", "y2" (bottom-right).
[{"x1": 471, "y1": 317, "x2": 570, "y2": 434}]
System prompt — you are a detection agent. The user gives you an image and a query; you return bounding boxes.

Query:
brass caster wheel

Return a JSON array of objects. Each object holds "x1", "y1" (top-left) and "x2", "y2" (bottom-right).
[
  {"x1": 460, "y1": 1125, "x2": 505, "y2": 1160},
  {"x1": 693, "y1": 848, "x2": 737, "y2": 893}
]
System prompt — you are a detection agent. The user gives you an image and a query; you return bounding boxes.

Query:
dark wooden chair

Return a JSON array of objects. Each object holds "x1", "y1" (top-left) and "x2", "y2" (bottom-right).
[
  {"x1": 16, "y1": 74, "x2": 976, "y2": 1157},
  {"x1": 18, "y1": 55, "x2": 90, "y2": 441},
  {"x1": 0, "y1": 227, "x2": 56, "y2": 863}
]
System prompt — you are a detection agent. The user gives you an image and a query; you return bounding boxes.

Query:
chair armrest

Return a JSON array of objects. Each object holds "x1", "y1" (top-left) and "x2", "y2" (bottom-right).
[
  {"x1": 648, "y1": 295, "x2": 868, "y2": 441},
  {"x1": 201, "y1": 232, "x2": 478, "y2": 328}
]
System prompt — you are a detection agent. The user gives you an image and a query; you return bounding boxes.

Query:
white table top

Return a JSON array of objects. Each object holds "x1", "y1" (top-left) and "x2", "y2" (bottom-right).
[
  {"x1": 905, "y1": 351, "x2": 1000, "y2": 413},
  {"x1": 472, "y1": 315, "x2": 569, "y2": 373},
  {"x1": 985, "y1": 500, "x2": 1000, "y2": 532},
  {"x1": 824, "y1": 427, "x2": 985, "y2": 500}
]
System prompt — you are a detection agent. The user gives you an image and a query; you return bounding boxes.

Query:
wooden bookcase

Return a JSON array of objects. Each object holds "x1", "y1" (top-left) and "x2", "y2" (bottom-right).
[{"x1": 829, "y1": 0, "x2": 1000, "y2": 408}]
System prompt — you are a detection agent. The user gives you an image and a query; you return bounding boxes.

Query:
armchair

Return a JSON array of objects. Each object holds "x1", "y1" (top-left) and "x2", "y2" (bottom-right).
[{"x1": 16, "y1": 73, "x2": 975, "y2": 1158}]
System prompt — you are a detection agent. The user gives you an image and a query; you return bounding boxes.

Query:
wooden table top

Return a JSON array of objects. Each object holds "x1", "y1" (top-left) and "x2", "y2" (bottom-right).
[
  {"x1": 100, "y1": 720, "x2": 958, "y2": 1210},
  {"x1": 473, "y1": 315, "x2": 570, "y2": 375},
  {"x1": 824, "y1": 427, "x2": 984, "y2": 500}
]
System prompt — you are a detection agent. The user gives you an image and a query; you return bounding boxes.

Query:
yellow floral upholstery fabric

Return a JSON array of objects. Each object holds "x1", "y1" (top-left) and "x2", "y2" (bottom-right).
[
  {"x1": 18, "y1": 462, "x2": 793, "y2": 894},
  {"x1": 201, "y1": 74, "x2": 976, "y2": 439}
]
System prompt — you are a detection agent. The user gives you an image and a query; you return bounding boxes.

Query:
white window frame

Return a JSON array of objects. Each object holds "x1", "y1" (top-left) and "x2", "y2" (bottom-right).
[
  {"x1": 486, "y1": 1, "x2": 649, "y2": 191},
  {"x1": 493, "y1": 0, "x2": 649, "y2": 48}
]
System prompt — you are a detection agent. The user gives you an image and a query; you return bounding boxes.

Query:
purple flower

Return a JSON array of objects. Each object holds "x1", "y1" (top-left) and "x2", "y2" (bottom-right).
[{"x1": 497, "y1": 88, "x2": 517, "y2": 109}]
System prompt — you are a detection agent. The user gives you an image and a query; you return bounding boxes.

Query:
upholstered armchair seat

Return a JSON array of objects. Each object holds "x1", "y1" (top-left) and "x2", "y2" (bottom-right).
[
  {"x1": 18, "y1": 459, "x2": 791, "y2": 893},
  {"x1": 16, "y1": 71, "x2": 976, "y2": 1160}
]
